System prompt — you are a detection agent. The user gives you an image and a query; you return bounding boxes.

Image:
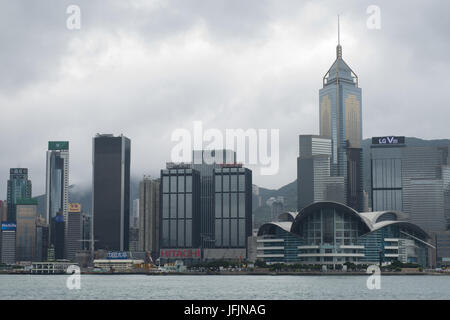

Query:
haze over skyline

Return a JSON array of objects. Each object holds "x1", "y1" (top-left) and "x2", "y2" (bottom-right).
[{"x1": 1, "y1": 0, "x2": 449, "y2": 198}]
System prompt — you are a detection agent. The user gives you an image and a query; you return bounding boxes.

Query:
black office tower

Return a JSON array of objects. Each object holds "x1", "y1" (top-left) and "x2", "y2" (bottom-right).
[
  {"x1": 346, "y1": 147, "x2": 363, "y2": 212},
  {"x1": 51, "y1": 213, "x2": 65, "y2": 260},
  {"x1": 93, "y1": 134, "x2": 131, "y2": 251}
]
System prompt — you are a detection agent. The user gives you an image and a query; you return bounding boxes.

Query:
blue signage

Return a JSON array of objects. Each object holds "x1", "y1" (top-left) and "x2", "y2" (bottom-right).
[
  {"x1": 1, "y1": 222, "x2": 17, "y2": 231},
  {"x1": 107, "y1": 251, "x2": 129, "y2": 260}
]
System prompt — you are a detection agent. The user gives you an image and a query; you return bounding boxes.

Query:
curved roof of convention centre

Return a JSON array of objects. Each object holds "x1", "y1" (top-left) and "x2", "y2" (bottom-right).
[
  {"x1": 370, "y1": 220, "x2": 430, "y2": 239},
  {"x1": 359, "y1": 211, "x2": 409, "y2": 226},
  {"x1": 277, "y1": 211, "x2": 298, "y2": 222},
  {"x1": 263, "y1": 201, "x2": 432, "y2": 240},
  {"x1": 257, "y1": 221, "x2": 293, "y2": 236},
  {"x1": 291, "y1": 201, "x2": 372, "y2": 235}
]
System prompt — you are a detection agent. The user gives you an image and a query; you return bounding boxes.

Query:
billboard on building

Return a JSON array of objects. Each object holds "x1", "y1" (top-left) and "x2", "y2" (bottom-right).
[
  {"x1": 68, "y1": 203, "x2": 82, "y2": 213},
  {"x1": 372, "y1": 136, "x2": 405, "y2": 145},
  {"x1": 159, "y1": 249, "x2": 201, "y2": 259},
  {"x1": 1, "y1": 222, "x2": 17, "y2": 231},
  {"x1": 107, "y1": 251, "x2": 129, "y2": 259},
  {"x1": 48, "y1": 141, "x2": 69, "y2": 150},
  {"x1": 10, "y1": 168, "x2": 28, "y2": 175}
]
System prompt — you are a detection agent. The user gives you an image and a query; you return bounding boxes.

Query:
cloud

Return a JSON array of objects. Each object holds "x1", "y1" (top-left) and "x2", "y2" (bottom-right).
[{"x1": 0, "y1": 0, "x2": 449, "y2": 198}]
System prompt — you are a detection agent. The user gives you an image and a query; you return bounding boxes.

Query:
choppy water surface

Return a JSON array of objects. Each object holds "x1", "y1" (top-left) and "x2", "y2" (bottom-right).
[{"x1": 1, "y1": 275, "x2": 449, "y2": 300}]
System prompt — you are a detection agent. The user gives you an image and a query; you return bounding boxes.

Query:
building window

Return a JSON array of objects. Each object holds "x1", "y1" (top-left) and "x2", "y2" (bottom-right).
[
  {"x1": 238, "y1": 195, "x2": 245, "y2": 218},
  {"x1": 230, "y1": 175, "x2": 237, "y2": 192},
  {"x1": 215, "y1": 175, "x2": 222, "y2": 192},
  {"x1": 215, "y1": 219, "x2": 222, "y2": 247},
  {"x1": 177, "y1": 220, "x2": 184, "y2": 247},
  {"x1": 186, "y1": 175, "x2": 192, "y2": 193},
  {"x1": 223, "y1": 219, "x2": 230, "y2": 247},
  {"x1": 230, "y1": 193, "x2": 237, "y2": 218},
  {"x1": 170, "y1": 220, "x2": 177, "y2": 247},
  {"x1": 170, "y1": 195, "x2": 177, "y2": 219},
  {"x1": 178, "y1": 176, "x2": 185, "y2": 193},
  {"x1": 178, "y1": 194, "x2": 184, "y2": 219},
  {"x1": 185, "y1": 194, "x2": 192, "y2": 219},
  {"x1": 238, "y1": 219, "x2": 246, "y2": 247},
  {"x1": 163, "y1": 176, "x2": 169, "y2": 193},
  {"x1": 230, "y1": 219, "x2": 237, "y2": 247},
  {"x1": 238, "y1": 174, "x2": 245, "y2": 192},
  {"x1": 170, "y1": 176, "x2": 177, "y2": 193},
  {"x1": 185, "y1": 220, "x2": 192, "y2": 247},
  {"x1": 215, "y1": 193, "x2": 221, "y2": 218},
  {"x1": 163, "y1": 194, "x2": 169, "y2": 219},
  {"x1": 223, "y1": 193, "x2": 229, "y2": 218},
  {"x1": 223, "y1": 174, "x2": 229, "y2": 192}
]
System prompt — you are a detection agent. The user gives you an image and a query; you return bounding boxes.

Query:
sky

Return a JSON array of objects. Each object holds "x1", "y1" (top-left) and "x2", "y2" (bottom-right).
[{"x1": 1, "y1": 0, "x2": 449, "y2": 198}]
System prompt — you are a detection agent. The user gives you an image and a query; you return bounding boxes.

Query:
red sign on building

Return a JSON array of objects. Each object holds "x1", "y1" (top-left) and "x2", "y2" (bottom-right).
[{"x1": 160, "y1": 249, "x2": 201, "y2": 259}]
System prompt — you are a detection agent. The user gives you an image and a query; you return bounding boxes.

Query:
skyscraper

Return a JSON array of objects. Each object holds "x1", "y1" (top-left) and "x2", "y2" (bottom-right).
[
  {"x1": 45, "y1": 141, "x2": 69, "y2": 223},
  {"x1": 7, "y1": 168, "x2": 32, "y2": 221},
  {"x1": 66, "y1": 203, "x2": 82, "y2": 261},
  {"x1": 160, "y1": 165, "x2": 201, "y2": 251},
  {"x1": 370, "y1": 136, "x2": 450, "y2": 265},
  {"x1": 297, "y1": 135, "x2": 345, "y2": 211},
  {"x1": 370, "y1": 136, "x2": 406, "y2": 211},
  {"x1": 319, "y1": 19, "x2": 363, "y2": 211},
  {"x1": 93, "y1": 134, "x2": 131, "y2": 251},
  {"x1": 131, "y1": 198, "x2": 139, "y2": 229},
  {"x1": 1, "y1": 222, "x2": 16, "y2": 265},
  {"x1": 192, "y1": 150, "x2": 236, "y2": 248},
  {"x1": 81, "y1": 212, "x2": 91, "y2": 251},
  {"x1": 51, "y1": 212, "x2": 65, "y2": 259},
  {"x1": 138, "y1": 177, "x2": 160, "y2": 259},
  {"x1": 16, "y1": 198, "x2": 38, "y2": 262},
  {"x1": 35, "y1": 216, "x2": 49, "y2": 262},
  {"x1": 159, "y1": 150, "x2": 253, "y2": 263},
  {"x1": 213, "y1": 165, "x2": 252, "y2": 249},
  {"x1": 0, "y1": 200, "x2": 7, "y2": 222}
]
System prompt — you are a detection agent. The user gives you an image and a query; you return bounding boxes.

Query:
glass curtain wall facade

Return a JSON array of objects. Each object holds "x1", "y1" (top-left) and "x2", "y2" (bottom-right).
[
  {"x1": 297, "y1": 135, "x2": 345, "y2": 211},
  {"x1": 294, "y1": 206, "x2": 368, "y2": 264},
  {"x1": 16, "y1": 200, "x2": 38, "y2": 262},
  {"x1": 160, "y1": 168, "x2": 200, "y2": 249},
  {"x1": 35, "y1": 218, "x2": 49, "y2": 262},
  {"x1": 192, "y1": 150, "x2": 236, "y2": 249},
  {"x1": 402, "y1": 147, "x2": 448, "y2": 232},
  {"x1": 214, "y1": 166, "x2": 252, "y2": 249},
  {"x1": 371, "y1": 138, "x2": 404, "y2": 211},
  {"x1": 371, "y1": 139, "x2": 450, "y2": 265},
  {"x1": 93, "y1": 134, "x2": 131, "y2": 251},
  {"x1": 66, "y1": 210, "x2": 82, "y2": 261},
  {"x1": 45, "y1": 141, "x2": 69, "y2": 224},
  {"x1": 256, "y1": 224, "x2": 303, "y2": 264},
  {"x1": 51, "y1": 213, "x2": 65, "y2": 259},
  {"x1": 7, "y1": 168, "x2": 32, "y2": 222},
  {"x1": 139, "y1": 177, "x2": 160, "y2": 259},
  {"x1": 1, "y1": 223, "x2": 16, "y2": 264},
  {"x1": 257, "y1": 202, "x2": 431, "y2": 266},
  {"x1": 319, "y1": 39, "x2": 363, "y2": 211},
  {"x1": 358, "y1": 225, "x2": 428, "y2": 266}
]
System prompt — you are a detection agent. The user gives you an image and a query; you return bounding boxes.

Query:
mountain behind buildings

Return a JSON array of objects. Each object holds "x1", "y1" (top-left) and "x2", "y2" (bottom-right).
[{"x1": 38, "y1": 137, "x2": 450, "y2": 227}]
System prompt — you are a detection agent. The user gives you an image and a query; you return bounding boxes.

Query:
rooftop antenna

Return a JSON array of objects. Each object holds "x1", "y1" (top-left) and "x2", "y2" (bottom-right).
[
  {"x1": 338, "y1": 15, "x2": 341, "y2": 45},
  {"x1": 336, "y1": 14, "x2": 342, "y2": 59}
]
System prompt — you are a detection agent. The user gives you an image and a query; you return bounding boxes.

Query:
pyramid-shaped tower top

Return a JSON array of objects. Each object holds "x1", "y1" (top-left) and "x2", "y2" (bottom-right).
[{"x1": 323, "y1": 16, "x2": 358, "y2": 87}]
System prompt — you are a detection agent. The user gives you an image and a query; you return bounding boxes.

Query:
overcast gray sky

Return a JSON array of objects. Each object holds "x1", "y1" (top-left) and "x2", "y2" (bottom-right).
[{"x1": 1, "y1": 0, "x2": 449, "y2": 198}]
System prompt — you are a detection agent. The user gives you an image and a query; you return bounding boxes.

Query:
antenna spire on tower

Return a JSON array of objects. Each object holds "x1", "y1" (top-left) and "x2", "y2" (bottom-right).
[
  {"x1": 336, "y1": 14, "x2": 342, "y2": 59},
  {"x1": 338, "y1": 14, "x2": 340, "y2": 45}
]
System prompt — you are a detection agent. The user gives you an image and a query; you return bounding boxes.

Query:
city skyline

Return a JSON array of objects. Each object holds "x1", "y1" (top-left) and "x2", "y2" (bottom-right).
[{"x1": 1, "y1": 1, "x2": 450, "y2": 198}]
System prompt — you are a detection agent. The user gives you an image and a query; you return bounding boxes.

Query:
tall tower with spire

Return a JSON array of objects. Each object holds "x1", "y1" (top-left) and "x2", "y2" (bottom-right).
[{"x1": 319, "y1": 17, "x2": 363, "y2": 211}]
